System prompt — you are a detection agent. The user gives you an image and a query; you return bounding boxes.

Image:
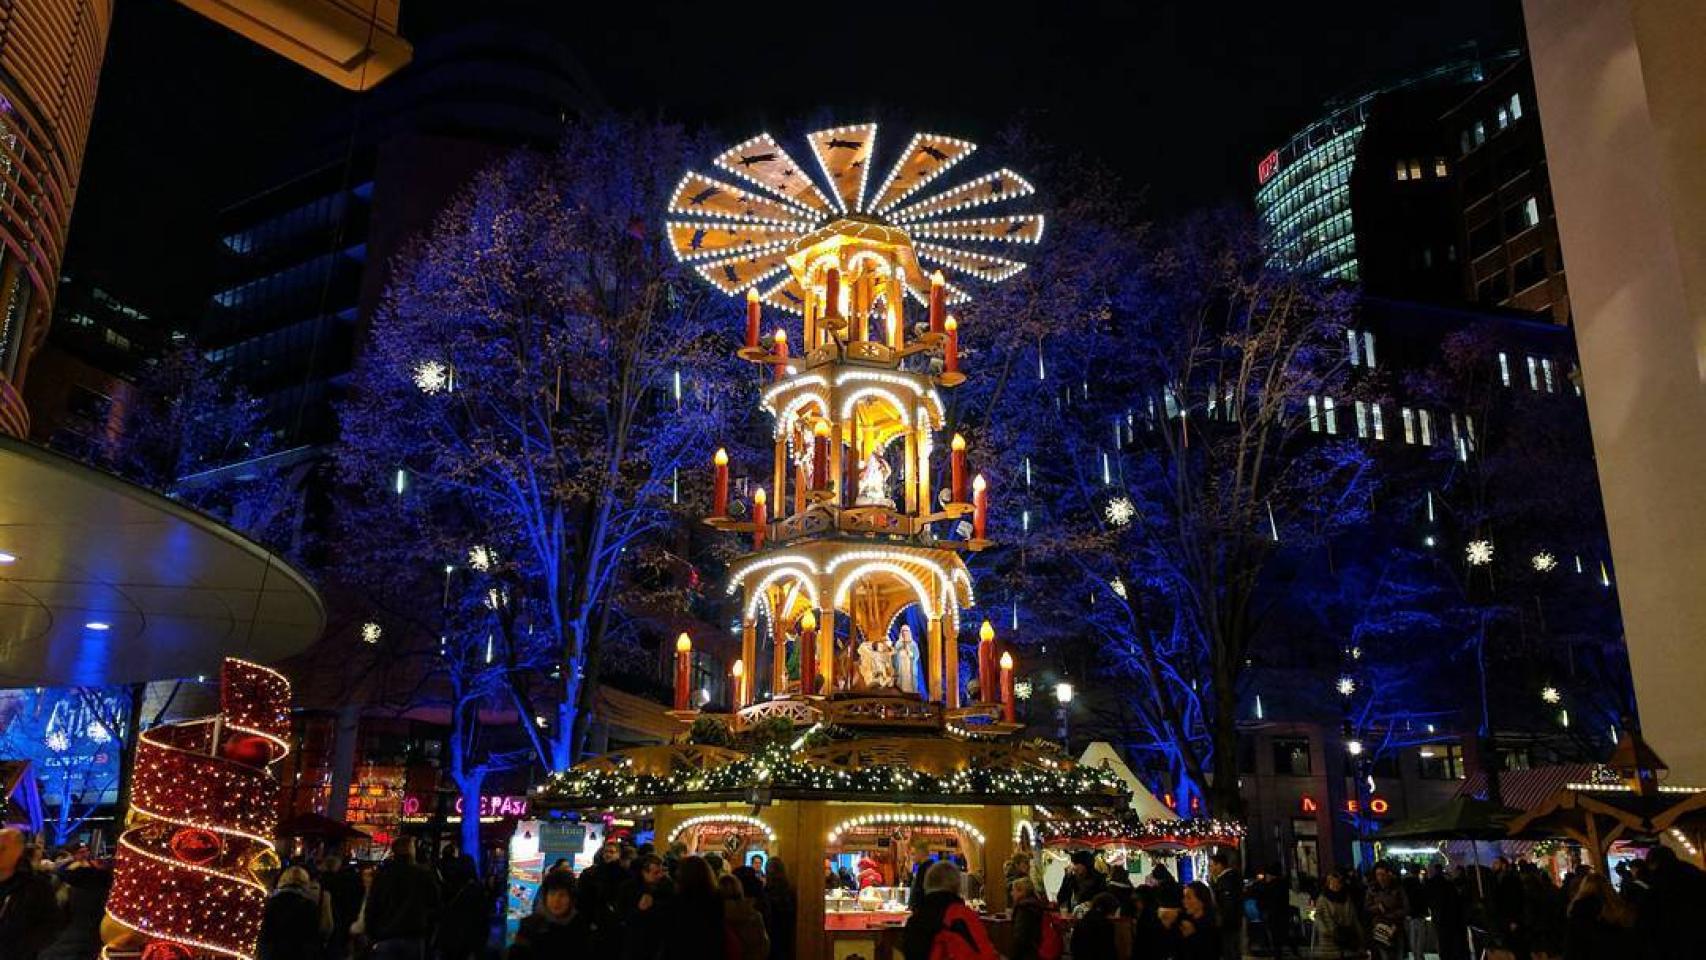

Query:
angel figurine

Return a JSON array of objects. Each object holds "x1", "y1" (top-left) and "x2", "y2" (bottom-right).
[
  {"x1": 854, "y1": 451, "x2": 894, "y2": 508},
  {"x1": 893, "y1": 625, "x2": 920, "y2": 694}
]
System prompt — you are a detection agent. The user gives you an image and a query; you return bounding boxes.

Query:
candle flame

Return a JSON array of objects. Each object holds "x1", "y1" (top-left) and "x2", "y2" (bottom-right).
[
  {"x1": 676, "y1": 633, "x2": 692, "y2": 653},
  {"x1": 972, "y1": 473, "x2": 987, "y2": 492},
  {"x1": 1000, "y1": 652, "x2": 1014, "y2": 670},
  {"x1": 951, "y1": 433, "x2": 967, "y2": 451},
  {"x1": 979, "y1": 620, "x2": 995, "y2": 642},
  {"x1": 714, "y1": 448, "x2": 729, "y2": 466}
]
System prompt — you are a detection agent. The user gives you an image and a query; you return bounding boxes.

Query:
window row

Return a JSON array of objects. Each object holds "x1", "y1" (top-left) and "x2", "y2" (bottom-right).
[
  {"x1": 1307, "y1": 395, "x2": 1476, "y2": 460},
  {"x1": 1498, "y1": 352, "x2": 1563, "y2": 393},
  {"x1": 1460, "y1": 92, "x2": 1525, "y2": 156},
  {"x1": 1393, "y1": 157, "x2": 1449, "y2": 182}
]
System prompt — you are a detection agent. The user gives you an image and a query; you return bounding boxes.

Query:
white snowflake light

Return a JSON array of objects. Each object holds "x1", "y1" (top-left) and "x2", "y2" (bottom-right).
[
  {"x1": 360, "y1": 622, "x2": 383, "y2": 644},
  {"x1": 1541, "y1": 686, "x2": 1562, "y2": 704},
  {"x1": 1014, "y1": 681, "x2": 1033, "y2": 701},
  {"x1": 45, "y1": 731, "x2": 69, "y2": 752},
  {"x1": 1532, "y1": 551, "x2": 1558, "y2": 573},
  {"x1": 1466, "y1": 539, "x2": 1495, "y2": 566},
  {"x1": 468, "y1": 545, "x2": 495, "y2": 572},
  {"x1": 1104, "y1": 496, "x2": 1136, "y2": 527},
  {"x1": 87, "y1": 722, "x2": 111, "y2": 744},
  {"x1": 413, "y1": 360, "x2": 449, "y2": 394},
  {"x1": 1337, "y1": 676, "x2": 1357, "y2": 697}
]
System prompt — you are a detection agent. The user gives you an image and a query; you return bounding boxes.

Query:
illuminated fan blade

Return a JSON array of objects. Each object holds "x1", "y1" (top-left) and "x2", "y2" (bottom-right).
[
  {"x1": 890, "y1": 169, "x2": 1036, "y2": 222},
  {"x1": 668, "y1": 171, "x2": 817, "y2": 225},
  {"x1": 807, "y1": 123, "x2": 877, "y2": 213},
  {"x1": 666, "y1": 221, "x2": 804, "y2": 262},
  {"x1": 869, "y1": 133, "x2": 977, "y2": 215},
  {"x1": 906, "y1": 214, "x2": 1045, "y2": 245},
  {"x1": 760, "y1": 277, "x2": 807, "y2": 316},
  {"x1": 916, "y1": 242, "x2": 1029, "y2": 283},
  {"x1": 714, "y1": 134, "x2": 835, "y2": 216},
  {"x1": 693, "y1": 248, "x2": 791, "y2": 294}
]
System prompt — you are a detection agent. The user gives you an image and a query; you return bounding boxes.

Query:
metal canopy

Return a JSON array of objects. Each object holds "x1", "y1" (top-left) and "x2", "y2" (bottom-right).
[{"x1": 0, "y1": 437, "x2": 324, "y2": 686}]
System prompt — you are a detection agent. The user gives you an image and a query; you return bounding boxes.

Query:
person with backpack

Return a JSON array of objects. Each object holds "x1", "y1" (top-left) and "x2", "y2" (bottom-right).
[
  {"x1": 901, "y1": 861, "x2": 998, "y2": 960},
  {"x1": 1007, "y1": 878, "x2": 1064, "y2": 960}
]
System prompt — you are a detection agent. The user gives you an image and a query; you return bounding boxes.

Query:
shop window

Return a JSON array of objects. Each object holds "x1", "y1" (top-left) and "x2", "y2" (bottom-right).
[
  {"x1": 1434, "y1": 157, "x2": 1449, "y2": 178},
  {"x1": 1419, "y1": 744, "x2": 1467, "y2": 779}
]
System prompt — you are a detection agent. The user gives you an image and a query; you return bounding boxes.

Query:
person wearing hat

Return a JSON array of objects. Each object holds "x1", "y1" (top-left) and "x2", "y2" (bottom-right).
[{"x1": 1056, "y1": 850, "x2": 1106, "y2": 914}]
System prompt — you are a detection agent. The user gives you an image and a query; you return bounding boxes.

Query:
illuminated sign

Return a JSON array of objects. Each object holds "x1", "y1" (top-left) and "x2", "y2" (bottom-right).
[
  {"x1": 401, "y1": 794, "x2": 529, "y2": 819},
  {"x1": 1299, "y1": 796, "x2": 1318, "y2": 814},
  {"x1": 1257, "y1": 150, "x2": 1281, "y2": 186}
]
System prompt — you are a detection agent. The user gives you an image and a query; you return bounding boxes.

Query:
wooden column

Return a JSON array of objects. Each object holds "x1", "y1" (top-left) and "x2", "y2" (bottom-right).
[
  {"x1": 903, "y1": 430, "x2": 918, "y2": 514},
  {"x1": 944, "y1": 616, "x2": 962, "y2": 708},
  {"x1": 793, "y1": 456, "x2": 807, "y2": 516},
  {"x1": 791, "y1": 800, "x2": 830, "y2": 960},
  {"x1": 979, "y1": 805, "x2": 1015, "y2": 913},
  {"x1": 772, "y1": 436, "x2": 787, "y2": 520},
  {"x1": 740, "y1": 617, "x2": 757, "y2": 708},
  {"x1": 918, "y1": 408, "x2": 933, "y2": 519},
  {"x1": 926, "y1": 616, "x2": 944, "y2": 702},
  {"x1": 770, "y1": 612, "x2": 787, "y2": 697}
]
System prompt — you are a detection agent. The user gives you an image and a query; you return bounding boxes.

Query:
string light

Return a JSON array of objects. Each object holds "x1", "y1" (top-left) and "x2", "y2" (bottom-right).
[{"x1": 669, "y1": 814, "x2": 777, "y2": 846}]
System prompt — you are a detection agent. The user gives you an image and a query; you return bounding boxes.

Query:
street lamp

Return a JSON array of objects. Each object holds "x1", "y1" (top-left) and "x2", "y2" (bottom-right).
[{"x1": 1054, "y1": 681, "x2": 1074, "y2": 750}]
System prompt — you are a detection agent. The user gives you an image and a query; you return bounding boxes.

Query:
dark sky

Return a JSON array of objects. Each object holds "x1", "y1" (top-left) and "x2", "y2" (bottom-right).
[{"x1": 63, "y1": 0, "x2": 1525, "y2": 321}]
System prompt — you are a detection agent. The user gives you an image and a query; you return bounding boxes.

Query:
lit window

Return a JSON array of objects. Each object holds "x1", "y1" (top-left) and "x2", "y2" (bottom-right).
[
  {"x1": 1527, "y1": 356, "x2": 1540, "y2": 391},
  {"x1": 1542, "y1": 358, "x2": 1556, "y2": 393},
  {"x1": 1363, "y1": 331, "x2": 1376, "y2": 369},
  {"x1": 1509, "y1": 93, "x2": 1523, "y2": 121},
  {"x1": 1498, "y1": 352, "x2": 1512, "y2": 387},
  {"x1": 1419, "y1": 410, "x2": 1433, "y2": 446},
  {"x1": 1522, "y1": 197, "x2": 1540, "y2": 229},
  {"x1": 1323, "y1": 396, "x2": 1338, "y2": 435},
  {"x1": 1347, "y1": 328, "x2": 1362, "y2": 366},
  {"x1": 1497, "y1": 107, "x2": 1511, "y2": 130},
  {"x1": 1434, "y1": 157, "x2": 1448, "y2": 178},
  {"x1": 1371, "y1": 403, "x2": 1386, "y2": 441},
  {"x1": 1460, "y1": 130, "x2": 1472, "y2": 155},
  {"x1": 1307, "y1": 395, "x2": 1320, "y2": 433},
  {"x1": 1394, "y1": 160, "x2": 1409, "y2": 182},
  {"x1": 1402, "y1": 407, "x2": 1416, "y2": 444},
  {"x1": 1473, "y1": 122, "x2": 1487, "y2": 147},
  {"x1": 1355, "y1": 400, "x2": 1369, "y2": 438},
  {"x1": 1408, "y1": 160, "x2": 1422, "y2": 180}
]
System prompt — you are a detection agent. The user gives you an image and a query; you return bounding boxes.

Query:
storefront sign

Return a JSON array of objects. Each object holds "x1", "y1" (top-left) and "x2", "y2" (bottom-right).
[{"x1": 401, "y1": 793, "x2": 529, "y2": 818}]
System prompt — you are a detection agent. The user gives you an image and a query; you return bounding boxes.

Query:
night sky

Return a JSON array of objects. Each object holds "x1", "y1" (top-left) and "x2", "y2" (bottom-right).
[{"x1": 63, "y1": 0, "x2": 1524, "y2": 322}]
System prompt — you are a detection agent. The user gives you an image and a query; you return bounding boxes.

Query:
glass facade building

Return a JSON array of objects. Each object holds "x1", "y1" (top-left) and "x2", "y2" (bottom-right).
[{"x1": 1255, "y1": 60, "x2": 1495, "y2": 282}]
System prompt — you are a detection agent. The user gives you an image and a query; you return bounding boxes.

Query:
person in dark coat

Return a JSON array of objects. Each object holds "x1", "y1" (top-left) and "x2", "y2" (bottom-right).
[
  {"x1": 1056, "y1": 850, "x2": 1106, "y2": 913},
  {"x1": 1163, "y1": 882, "x2": 1222, "y2": 960},
  {"x1": 659, "y1": 856, "x2": 724, "y2": 960},
  {"x1": 1070, "y1": 892, "x2": 1121, "y2": 960},
  {"x1": 1255, "y1": 863, "x2": 1297, "y2": 958},
  {"x1": 762, "y1": 858, "x2": 797, "y2": 960},
  {"x1": 1207, "y1": 852, "x2": 1244, "y2": 960},
  {"x1": 319, "y1": 856, "x2": 364, "y2": 960},
  {"x1": 620, "y1": 853, "x2": 674, "y2": 960},
  {"x1": 1007, "y1": 878, "x2": 1048, "y2": 960},
  {"x1": 0, "y1": 829, "x2": 61, "y2": 960},
  {"x1": 1636, "y1": 846, "x2": 1706, "y2": 959},
  {"x1": 510, "y1": 872, "x2": 591, "y2": 960},
  {"x1": 719, "y1": 874, "x2": 769, "y2": 960},
  {"x1": 435, "y1": 853, "x2": 489, "y2": 960},
  {"x1": 258, "y1": 867, "x2": 327, "y2": 960},
  {"x1": 1426, "y1": 864, "x2": 1470, "y2": 960},
  {"x1": 1149, "y1": 863, "x2": 1183, "y2": 910},
  {"x1": 364, "y1": 837, "x2": 441, "y2": 960},
  {"x1": 577, "y1": 843, "x2": 628, "y2": 955},
  {"x1": 1365, "y1": 863, "x2": 1409, "y2": 960},
  {"x1": 1564, "y1": 870, "x2": 1634, "y2": 960}
]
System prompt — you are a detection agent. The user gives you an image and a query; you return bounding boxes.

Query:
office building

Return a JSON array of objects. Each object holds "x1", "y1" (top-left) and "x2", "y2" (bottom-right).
[{"x1": 0, "y1": 0, "x2": 113, "y2": 437}]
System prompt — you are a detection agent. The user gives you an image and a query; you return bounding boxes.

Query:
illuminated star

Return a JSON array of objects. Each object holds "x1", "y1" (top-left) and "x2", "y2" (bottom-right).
[
  {"x1": 1541, "y1": 686, "x2": 1562, "y2": 704},
  {"x1": 1531, "y1": 551, "x2": 1557, "y2": 573},
  {"x1": 1105, "y1": 496, "x2": 1136, "y2": 527},
  {"x1": 413, "y1": 360, "x2": 449, "y2": 394},
  {"x1": 1337, "y1": 676, "x2": 1356, "y2": 697},
  {"x1": 1013, "y1": 681, "x2": 1033, "y2": 701},
  {"x1": 1466, "y1": 539, "x2": 1494, "y2": 566},
  {"x1": 468, "y1": 545, "x2": 495, "y2": 572},
  {"x1": 360, "y1": 622, "x2": 382, "y2": 644}
]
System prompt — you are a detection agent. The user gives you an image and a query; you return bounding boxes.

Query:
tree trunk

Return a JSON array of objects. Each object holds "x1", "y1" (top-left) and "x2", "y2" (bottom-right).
[
  {"x1": 1210, "y1": 656, "x2": 1245, "y2": 818},
  {"x1": 112, "y1": 682, "x2": 146, "y2": 841},
  {"x1": 448, "y1": 716, "x2": 486, "y2": 873}
]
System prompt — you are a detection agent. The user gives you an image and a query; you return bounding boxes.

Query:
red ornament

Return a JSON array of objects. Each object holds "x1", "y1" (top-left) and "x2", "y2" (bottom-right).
[
  {"x1": 221, "y1": 734, "x2": 273, "y2": 767},
  {"x1": 169, "y1": 827, "x2": 224, "y2": 866},
  {"x1": 141, "y1": 941, "x2": 192, "y2": 960}
]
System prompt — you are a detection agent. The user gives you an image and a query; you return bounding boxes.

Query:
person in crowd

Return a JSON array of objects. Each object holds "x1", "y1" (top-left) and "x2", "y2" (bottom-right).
[
  {"x1": 1314, "y1": 871, "x2": 1362, "y2": 959},
  {"x1": 1402, "y1": 867, "x2": 1431, "y2": 960},
  {"x1": 1, "y1": 829, "x2": 64, "y2": 960},
  {"x1": 764, "y1": 858, "x2": 796, "y2": 960},
  {"x1": 510, "y1": 872, "x2": 590, "y2": 959},
  {"x1": 1520, "y1": 864, "x2": 1565, "y2": 958},
  {"x1": 704, "y1": 852, "x2": 728, "y2": 879},
  {"x1": 1253, "y1": 863, "x2": 1295, "y2": 959},
  {"x1": 1105, "y1": 871, "x2": 1135, "y2": 918},
  {"x1": 1004, "y1": 853, "x2": 1033, "y2": 887},
  {"x1": 578, "y1": 840, "x2": 629, "y2": 953},
  {"x1": 1070, "y1": 891, "x2": 1121, "y2": 960},
  {"x1": 363, "y1": 836, "x2": 441, "y2": 960},
  {"x1": 1491, "y1": 857, "x2": 1529, "y2": 958},
  {"x1": 620, "y1": 853, "x2": 673, "y2": 960},
  {"x1": 659, "y1": 856, "x2": 724, "y2": 960},
  {"x1": 1564, "y1": 869, "x2": 1633, "y2": 960},
  {"x1": 435, "y1": 852, "x2": 489, "y2": 960},
  {"x1": 1365, "y1": 862, "x2": 1409, "y2": 960},
  {"x1": 905, "y1": 849, "x2": 932, "y2": 909},
  {"x1": 1425, "y1": 863, "x2": 1469, "y2": 960},
  {"x1": 1007, "y1": 878, "x2": 1049, "y2": 960},
  {"x1": 258, "y1": 866, "x2": 330, "y2": 960},
  {"x1": 1161, "y1": 881, "x2": 1221, "y2": 960},
  {"x1": 901, "y1": 860, "x2": 998, "y2": 960},
  {"x1": 1149, "y1": 863, "x2": 1183, "y2": 909},
  {"x1": 1636, "y1": 845, "x2": 1706, "y2": 958},
  {"x1": 319, "y1": 855, "x2": 364, "y2": 960},
  {"x1": 720, "y1": 873, "x2": 770, "y2": 960},
  {"x1": 1056, "y1": 850, "x2": 1106, "y2": 913},
  {"x1": 734, "y1": 866, "x2": 772, "y2": 944},
  {"x1": 1207, "y1": 851, "x2": 1243, "y2": 960}
]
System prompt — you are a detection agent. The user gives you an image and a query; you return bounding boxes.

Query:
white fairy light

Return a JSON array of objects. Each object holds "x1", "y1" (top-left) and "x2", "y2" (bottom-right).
[
  {"x1": 1337, "y1": 676, "x2": 1356, "y2": 697},
  {"x1": 1532, "y1": 551, "x2": 1558, "y2": 572},
  {"x1": 1109, "y1": 577, "x2": 1128, "y2": 599},
  {"x1": 1105, "y1": 496, "x2": 1136, "y2": 527},
  {"x1": 1346, "y1": 739, "x2": 1365, "y2": 757},
  {"x1": 360, "y1": 622, "x2": 382, "y2": 644},
  {"x1": 412, "y1": 360, "x2": 449, "y2": 394},
  {"x1": 1466, "y1": 539, "x2": 1495, "y2": 566},
  {"x1": 1541, "y1": 686, "x2": 1562, "y2": 704},
  {"x1": 468, "y1": 545, "x2": 495, "y2": 572}
]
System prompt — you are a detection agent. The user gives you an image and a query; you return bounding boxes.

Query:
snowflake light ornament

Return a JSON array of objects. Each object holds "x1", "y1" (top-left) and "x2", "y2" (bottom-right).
[
  {"x1": 87, "y1": 722, "x2": 111, "y2": 744},
  {"x1": 1013, "y1": 681, "x2": 1033, "y2": 701},
  {"x1": 1337, "y1": 676, "x2": 1357, "y2": 697},
  {"x1": 1541, "y1": 686, "x2": 1562, "y2": 704},
  {"x1": 45, "y1": 730, "x2": 70, "y2": 752},
  {"x1": 360, "y1": 622, "x2": 383, "y2": 644},
  {"x1": 1104, "y1": 496, "x2": 1136, "y2": 527},
  {"x1": 1531, "y1": 551, "x2": 1558, "y2": 573},
  {"x1": 468, "y1": 545, "x2": 495, "y2": 572},
  {"x1": 413, "y1": 360, "x2": 450, "y2": 394},
  {"x1": 1466, "y1": 539, "x2": 1495, "y2": 566}
]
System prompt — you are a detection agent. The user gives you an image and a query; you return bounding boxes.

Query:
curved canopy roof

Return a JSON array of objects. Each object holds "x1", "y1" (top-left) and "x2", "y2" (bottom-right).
[{"x1": 0, "y1": 438, "x2": 325, "y2": 686}]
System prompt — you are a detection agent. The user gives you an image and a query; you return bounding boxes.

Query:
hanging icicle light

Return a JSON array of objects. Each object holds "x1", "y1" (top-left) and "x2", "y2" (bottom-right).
[
  {"x1": 1024, "y1": 457, "x2": 1033, "y2": 488},
  {"x1": 1101, "y1": 451, "x2": 1111, "y2": 486}
]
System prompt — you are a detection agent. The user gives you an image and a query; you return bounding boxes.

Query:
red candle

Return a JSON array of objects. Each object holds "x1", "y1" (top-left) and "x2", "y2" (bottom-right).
[
  {"x1": 712, "y1": 448, "x2": 730, "y2": 517},
  {"x1": 944, "y1": 315, "x2": 960, "y2": 374},
  {"x1": 674, "y1": 633, "x2": 693, "y2": 711},
  {"x1": 812, "y1": 421, "x2": 830, "y2": 491},
  {"x1": 745, "y1": 288, "x2": 761, "y2": 350},
  {"x1": 929, "y1": 271, "x2": 946, "y2": 334},
  {"x1": 972, "y1": 474, "x2": 988, "y2": 540},
  {"x1": 977, "y1": 620, "x2": 997, "y2": 705},
  {"x1": 772, "y1": 328, "x2": 789, "y2": 381},
  {"x1": 825, "y1": 268, "x2": 841, "y2": 318},
  {"x1": 799, "y1": 609, "x2": 818, "y2": 695},
  {"x1": 950, "y1": 434, "x2": 967, "y2": 503},
  {"x1": 1000, "y1": 651, "x2": 1016, "y2": 722},
  {"x1": 752, "y1": 487, "x2": 768, "y2": 549}
]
